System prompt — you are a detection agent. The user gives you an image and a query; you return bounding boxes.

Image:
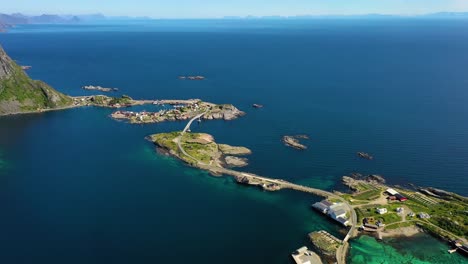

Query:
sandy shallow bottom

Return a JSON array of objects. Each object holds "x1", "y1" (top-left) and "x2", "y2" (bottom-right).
[{"x1": 380, "y1": 225, "x2": 422, "y2": 238}]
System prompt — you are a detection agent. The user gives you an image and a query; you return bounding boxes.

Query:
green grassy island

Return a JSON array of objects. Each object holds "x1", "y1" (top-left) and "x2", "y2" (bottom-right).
[{"x1": 150, "y1": 132, "x2": 251, "y2": 168}]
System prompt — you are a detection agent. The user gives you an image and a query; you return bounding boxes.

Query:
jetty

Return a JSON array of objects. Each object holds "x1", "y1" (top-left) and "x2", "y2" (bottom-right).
[{"x1": 291, "y1": 246, "x2": 323, "y2": 264}]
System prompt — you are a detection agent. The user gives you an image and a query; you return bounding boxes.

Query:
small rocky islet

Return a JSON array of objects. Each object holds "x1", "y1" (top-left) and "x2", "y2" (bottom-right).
[
  {"x1": 282, "y1": 135, "x2": 309, "y2": 150},
  {"x1": 82, "y1": 85, "x2": 119, "y2": 92},
  {"x1": 178, "y1": 75, "x2": 206, "y2": 80},
  {"x1": 357, "y1": 152, "x2": 373, "y2": 160}
]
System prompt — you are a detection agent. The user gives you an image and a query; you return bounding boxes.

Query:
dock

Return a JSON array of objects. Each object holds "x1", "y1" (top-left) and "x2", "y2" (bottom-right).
[{"x1": 291, "y1": 246, "x2": 323, "y2": 264}]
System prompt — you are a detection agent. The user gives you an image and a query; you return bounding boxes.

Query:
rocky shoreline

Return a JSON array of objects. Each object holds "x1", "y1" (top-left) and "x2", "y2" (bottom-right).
[{"x1": 82, "y1": 85, "x2": 118, "y2": 92}]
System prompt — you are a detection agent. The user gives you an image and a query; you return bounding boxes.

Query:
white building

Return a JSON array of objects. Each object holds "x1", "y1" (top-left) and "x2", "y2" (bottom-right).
[
  {"x1": 376, "y1": 208, "x2": 388, "y2": 214},
  {"x1": 386, "y1": 188, "x2": 398, "y2": 196}
]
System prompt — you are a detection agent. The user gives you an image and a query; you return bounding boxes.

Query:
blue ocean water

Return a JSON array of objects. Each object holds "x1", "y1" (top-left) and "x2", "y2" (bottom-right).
[{"x1": 0, "y1": 19, "x2": 467, "y2": 263}]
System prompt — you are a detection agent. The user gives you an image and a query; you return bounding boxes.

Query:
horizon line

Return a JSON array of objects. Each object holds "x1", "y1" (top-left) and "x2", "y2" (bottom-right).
[{"x1": 2, "y1": 11, "x2": 468, "y2": 20}]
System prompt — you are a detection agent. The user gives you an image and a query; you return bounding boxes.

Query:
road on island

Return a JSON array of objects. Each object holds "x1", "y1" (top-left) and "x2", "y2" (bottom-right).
[
  {"x1": 176, "y1": 114, "x2": 357, "y2": 264},
  {"x1": 175, "y1": 111, "x2": 209, "y2": 165}
]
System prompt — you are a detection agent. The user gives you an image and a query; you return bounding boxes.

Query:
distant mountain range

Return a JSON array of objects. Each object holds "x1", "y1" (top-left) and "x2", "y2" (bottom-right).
[
  {"x1": 0, "y1": 13, "x2": 152, "y2": 31},
  {"x1": 223, "y1": 12, "x2": 468, "y2": 20},
  {"x1": 1, "y1": 11, "x2": 468, "y2": 31}
]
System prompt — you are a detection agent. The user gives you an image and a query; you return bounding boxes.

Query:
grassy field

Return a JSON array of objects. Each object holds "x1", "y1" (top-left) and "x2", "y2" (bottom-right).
[{"x1": 355, "y1": 205, "x2": 403, "y2": 225}]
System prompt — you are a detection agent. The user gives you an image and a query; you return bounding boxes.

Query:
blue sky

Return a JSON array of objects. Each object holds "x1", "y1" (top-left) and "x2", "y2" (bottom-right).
[{"x1": 3, "y1": 0, "x2": 468, "y2": 18}]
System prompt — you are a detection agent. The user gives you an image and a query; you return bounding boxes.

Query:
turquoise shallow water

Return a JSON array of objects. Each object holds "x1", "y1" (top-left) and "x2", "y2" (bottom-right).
[
  {"x1": 0, "y1": 20, "x2": 467, "y2": 263},
  {"x1": 350, "y1": 235, "x2": 467, "y2": 264}
]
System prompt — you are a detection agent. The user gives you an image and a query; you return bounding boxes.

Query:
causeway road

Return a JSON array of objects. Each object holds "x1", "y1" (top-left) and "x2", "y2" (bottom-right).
[{"x1": 176, "y1": 114, "x2": 357, "y2": 264}]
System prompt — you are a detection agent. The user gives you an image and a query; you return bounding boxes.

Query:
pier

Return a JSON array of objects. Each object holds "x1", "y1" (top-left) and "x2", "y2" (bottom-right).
[{"x1": 292, "y1": 246, "x2": 323, "y2": 264}]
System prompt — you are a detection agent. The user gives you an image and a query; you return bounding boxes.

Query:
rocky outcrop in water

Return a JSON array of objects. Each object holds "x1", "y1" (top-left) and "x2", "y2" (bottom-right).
[
  {"x1": 282, "y1": 135, "x2": 309, "y2": 150},
  {"x1": 224, "y1": 156, "x2": 248, "y2": 167},
  {"x1": 203, "y1": 104, "x2": 245, "y2": 121},
  {"x1": 357, "y1": 152, "x2": 373, "y2": 160}
]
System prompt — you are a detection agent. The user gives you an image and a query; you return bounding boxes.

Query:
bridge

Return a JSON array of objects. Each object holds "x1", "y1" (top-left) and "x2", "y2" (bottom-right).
[{"x1": 176, "y1": 114, "x2": 357, "y2": 264}]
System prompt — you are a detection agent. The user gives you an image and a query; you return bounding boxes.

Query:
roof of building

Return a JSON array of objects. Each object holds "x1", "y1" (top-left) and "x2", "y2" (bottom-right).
[
  {"x1": 297, "y1": 246, "x2": 308, "y2": 253},
  {"x1": 329, "y1": 203, "x2": 346, "y2": 210},
  {"x1": 395, "y1": 193, "x2": 407, "y2": 200},
  {"x1": 331, "y1": 209, "x2": 347, "y2": 217},
  {"x1": 337, "y1": 217, "x2": 349, "y2": 224},
  {"x1": 386, "y1": 188, "x2": 398, "y2": 195},
  {"x1": 312, "y1": 202, "x2": 329, "y2": 211},
  {"x1": 322, "y1": 200, "x2": 334, "y2": 207}
]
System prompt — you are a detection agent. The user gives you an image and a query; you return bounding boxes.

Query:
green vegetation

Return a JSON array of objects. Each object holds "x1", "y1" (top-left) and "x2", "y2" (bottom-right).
[
  {"x1": 308, "y1": 232, "x2": 341, "y2": 256},
  {"x1": 150, "y1": 132, "x2": 251, "y2": 168},
  {"x1": 0, "y1": 61, "x2": 72, "y2": 114},
  {"x1": 396, "y1": 190, "x2": 467, "y2": 237},
  {"x1": 150, "y1": 132, "x2": 218, "y2": 165},
  {"x1": 352, "y1": 189, "x2": 382, "y2": 201},
  {"x1": 385, "y1": 221, "x2": 417, "y2": 230},
  {"x1": 416, "y1": 221, "x2": 461, "y2": 241},
  {"x1": 425, "y1": 202, "x2": 468, "y2": 237},
  {"x1": 355, "y1": 205, "x2": 402, "y2": 225},
  {"x1": 109, "y1": 95, "x2": 132, "y2": 106},
  {"x1": 150, "y1": 132, "x2": 180, "y2": 153}
]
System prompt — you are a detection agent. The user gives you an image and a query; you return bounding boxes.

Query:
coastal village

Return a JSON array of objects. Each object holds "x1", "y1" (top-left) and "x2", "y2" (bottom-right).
[
  {"x1": 149, "y1": 111, "x2": 467, "y2": 264},
  {"x1": 289, "y1": 173, "x2": 468, "y2": 264},
  {"x1": 111, "y1": 100, "x2": 244, "y2": 123},
  {"x1": 1, "y1": 46, "x2": 466, "y2": 262}
]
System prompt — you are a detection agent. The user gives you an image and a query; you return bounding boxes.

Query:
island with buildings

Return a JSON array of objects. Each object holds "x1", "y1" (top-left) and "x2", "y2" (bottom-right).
[
  {"x1": 111, "y1": 100, "x2": 245, "y2": 124},
  {"x1": 1, "y1": 42, "x2": 467, "y2": 263},
  {"x1": 147, "y1": 112, "x2": 467, "y2": 263}
]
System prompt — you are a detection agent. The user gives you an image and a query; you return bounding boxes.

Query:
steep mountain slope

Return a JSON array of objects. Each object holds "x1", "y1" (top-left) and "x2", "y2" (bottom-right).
[{"x1": 0, "y1": 45, "x2": 72, "y2": 115}]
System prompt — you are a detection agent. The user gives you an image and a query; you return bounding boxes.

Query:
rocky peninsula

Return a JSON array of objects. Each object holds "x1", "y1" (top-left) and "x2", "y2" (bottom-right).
[
  {"x1": 0, "y1": 45, "x2": 73, "y2": 115},
  {"x1": 150, "y1": 132, "x2": 251, "y2": 169}
]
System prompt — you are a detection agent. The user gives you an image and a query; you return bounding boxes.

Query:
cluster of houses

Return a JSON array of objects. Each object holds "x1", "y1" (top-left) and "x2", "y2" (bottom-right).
[
  {"x1": 362, "y1": 217, "x2": 385, "y2": 230},
  {"x1": 385, "y1": 188, "x2": 408, "y2": 202},
  {"x1": 112, "y1": 110, "x2": 163, "y2": 121},
  {"x1": 112, "y1": 102, "x2": 205, "y2": 122},
  {"x1": 312, "y1": 200, "x2": 350, "y2": 226}
]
